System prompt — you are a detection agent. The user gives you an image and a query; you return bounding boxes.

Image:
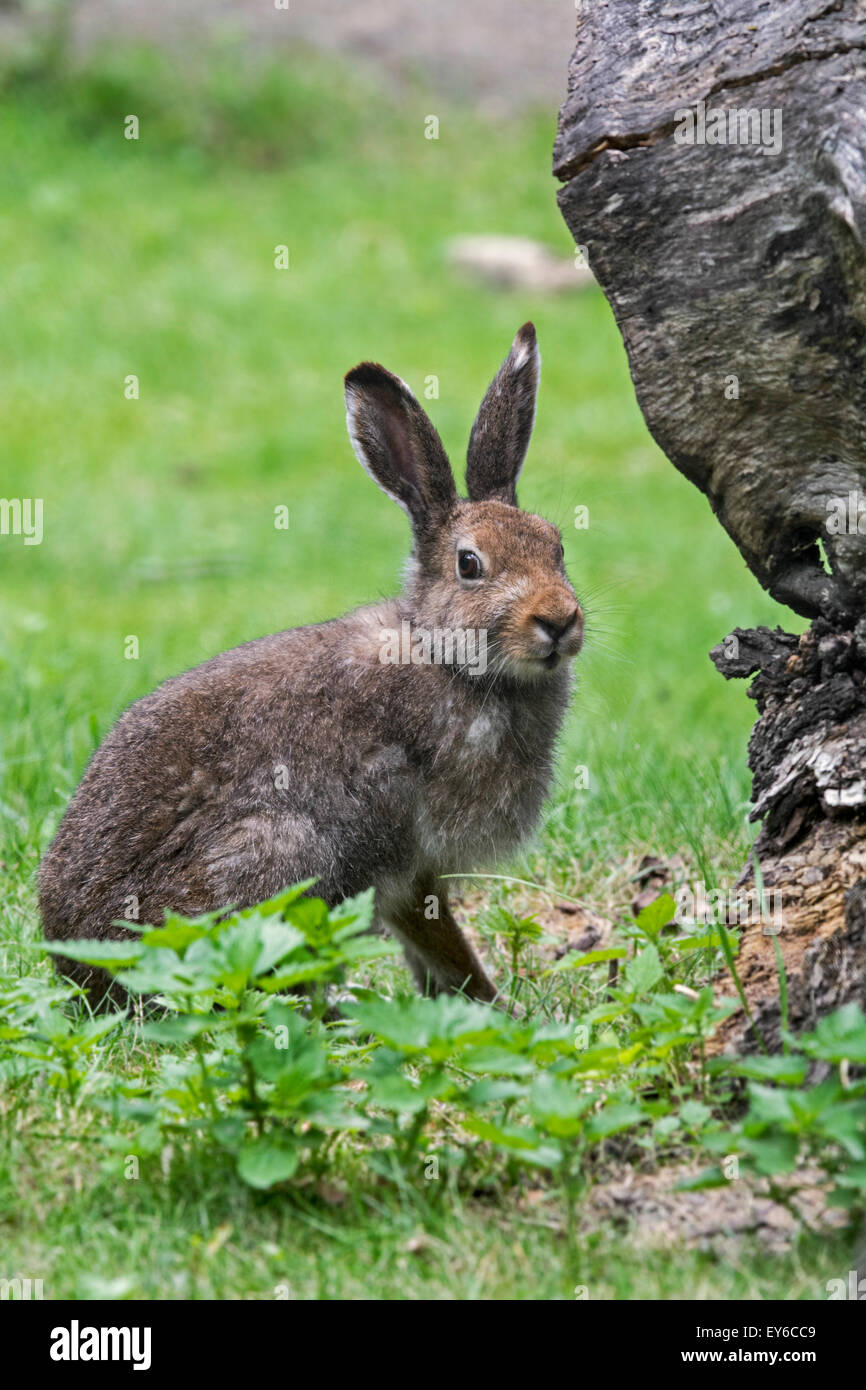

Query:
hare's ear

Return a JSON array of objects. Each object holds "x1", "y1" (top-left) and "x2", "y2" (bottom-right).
[
  {"x1": 345, "y1": 363, "x2": 457, "y2": 536},
  {"x1": 465, "y1": 322, "x2": 540, "y2": 506}
]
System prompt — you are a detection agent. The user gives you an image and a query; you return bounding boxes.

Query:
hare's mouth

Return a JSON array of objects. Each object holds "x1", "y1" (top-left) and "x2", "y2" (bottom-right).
[{"x1": 539, "y1": 651, "x2": 561, "y2": 670}]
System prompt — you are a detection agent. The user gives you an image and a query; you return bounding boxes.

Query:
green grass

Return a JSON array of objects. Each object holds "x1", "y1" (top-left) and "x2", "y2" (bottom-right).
[
  {"x1": 2, "y1": 1154, "x2": 852, "y2": 1302},
  {"x1": 0, "y1": 43, "x2": 834, "y2": 1301}
]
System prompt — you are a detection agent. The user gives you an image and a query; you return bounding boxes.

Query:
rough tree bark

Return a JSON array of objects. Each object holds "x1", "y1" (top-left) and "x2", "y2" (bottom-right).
[{"x1": 554, "y1": 0, "x2": 866, "y2": 1050}]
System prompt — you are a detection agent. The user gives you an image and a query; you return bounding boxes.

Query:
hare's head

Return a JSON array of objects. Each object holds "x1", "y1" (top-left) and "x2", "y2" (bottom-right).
[{"x1": 345, "y1": 324, "x2": 582, "y2": 682}]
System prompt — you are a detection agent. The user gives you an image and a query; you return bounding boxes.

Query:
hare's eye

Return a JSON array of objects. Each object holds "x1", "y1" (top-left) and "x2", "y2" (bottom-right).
[{"x1": 457, "y1": 550, "x2": 483, "y2": 581}]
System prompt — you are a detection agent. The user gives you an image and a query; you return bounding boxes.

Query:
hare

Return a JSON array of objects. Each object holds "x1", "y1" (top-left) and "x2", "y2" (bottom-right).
[{"x1": 39, "y1": 323, "x2": 583, "y2": 1007}]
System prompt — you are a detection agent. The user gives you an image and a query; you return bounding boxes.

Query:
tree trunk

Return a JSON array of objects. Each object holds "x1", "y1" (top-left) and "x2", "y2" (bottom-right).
[{"x1": 554, "y1": 0, "x2": 866, "y2": 1050}]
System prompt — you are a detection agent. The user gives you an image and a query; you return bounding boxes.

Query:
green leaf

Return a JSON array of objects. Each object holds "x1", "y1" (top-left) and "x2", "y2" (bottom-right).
[
  {"x1": 585, "y1": 1101, "x2": 645, "y2": 1141},
  {"x1": 653, "y1": 1114, "x2": 681, "y2": 1138},
  {"x1": 816, "y1": 1103, "x2": 866, "y2": 1160},
  {"x1": 625, "y1": 943, "x2": 663, "y2": 996},
  {"x1": 675, "y1": 1165, "x2": 730, "y2": 1192},
  {"x1": 679, "y1": 1100, "x2": 712, "y2": 1130},
  {"x1": 712, "y1": 1054, "x2": 809, "y2": 1084},
  {"x1": 43, "y1": 939, "x2": 143, "y2": 970},
  {"x1": 328, "y1": 887, "x2": 376, "y2": 936},
  {"x1": 139, "y1": 1015, "x2": 216, "y2": 1044},
  {"x1": 674, "y1": 928, "x2": 738, "y2": 954},
  {"x1": 529, "y1": 1074, "x2": 595, "y2": 1137},
  {"x1": 348, "y1": 995, "x2": 499, "y2": 1059},
  {"x1": 140, "y1": 913, "x2": 219, "y2": 956},
  {"x1": 235, "y1": 880, "x2": 318, "y2": 922},
  {"x1": 548, "y1": 947, "x2": 627, "y2": 974},
  {"x1": 236, "y1": 1139, "x2": 299, "y2": 1189},
  {"x1": 250, "y1": 921, "x2": 306, "y2": 977},
  {"x1": 744, "y1": 1082, "x2": 796, "y2": 1126},
  {"x1": 460, "y1": 1044, "x2": 534, "y2": 1076},
  {"x1": 635, "y1": 894, "x2": 676, "y2": 940},
  {"x1": 463, "y1": 1078, "x2": 528, "y2": 1106},
  {"x1": 211, "y1": 1117, "x2": 246, "y2": 1149},
  {"x1": 800, "y1": 1004, "x2": 866, "y2": 1064},
  {"x1": 831, "y1": 1161, "x2": 866, "y2": 1190},
  {"x1": 463, "y1": 1115, "x2": 562, "y2": 1168},
  {"x1": 741, "y1": 1130, "x2": 799, "y2": 1175}
]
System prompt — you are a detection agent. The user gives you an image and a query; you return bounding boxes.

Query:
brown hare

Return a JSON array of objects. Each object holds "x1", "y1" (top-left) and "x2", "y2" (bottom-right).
[{"x1": 40, "y1": 323, "x2": 583, "y2": 1006}]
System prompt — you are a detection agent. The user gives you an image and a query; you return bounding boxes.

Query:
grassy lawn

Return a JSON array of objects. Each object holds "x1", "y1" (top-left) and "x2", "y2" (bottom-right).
[{"x1": 1, "y1": 44, "x2": 851, "y2": 1301}]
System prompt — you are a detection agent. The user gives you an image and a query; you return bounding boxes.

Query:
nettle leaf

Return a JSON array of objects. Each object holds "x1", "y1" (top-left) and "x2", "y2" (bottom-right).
[
  {"x1": 547, "y1": 947, "x2": 627, "y2": 974},
  {"x1": 673, "y1": 927, "x2": 739, "y2": 955},
  {"x1": 236, "y1": 1139, "x2": 300, "y2": 1189},
  {"x1": 679, "y1": 1100, "x2": 713, "y2": 1129},
  {"x1": 800, "y1": 1003, "x2": 866, "y2": 1064},
  {"x1": 744, "y1": 1082, "x2": 797, "y2": 1127},
  {"x1": 584, "y1": 1101, "x2": 646, "y2": 1142},
  {"x1": 300, "y1": 1090, "x2": 368, "y2": 1130},
  {"x1": 76, "y1": 1015, "x2": 125, "y2": 1047},
  {"x1": 653, "y1": 1114, "x2": 681, "y2": 1138},
  {"x1": 255, "y1": 960, "x2": 337, "y2": 992},
  {"x1": 210, "y1": 926, "x2": 269, "y2": 992},
  {"x1": 741, "y1": 1131, "x2": 800, "y2": 1176},
  {"x1": 211, "y1": 1117, "x2": 247, "y2": 1149},
  {"x1": 634, "y1": 893, "x2": 677, "y2": 940},
  {"x1": 139, "y1": 908, "x2": 223, "y2": 956},
  {"x1": 348, "y1": 995, "x2": 500, "y2": 1058},
  {"x1": 625, "y1": 943, "x2": 664, "y2": 997},
  {"x1": 328, "y1": 887, "x2": 376, "y2": 937},
  {"x1": 283, "y1": 895, "x2": 332, "y2": 946},
  {"x1": 241, "y1": 879, "x2": 319, "y2": 919},
  {"x1": 43, "y1": 939, "x2": 143, "y2": 971},
  {"x1": 336, "y1": 936, "x2": 400, "y2": 964},
  {"x1": 246, "y1": 1021, "x2": 328, "y2": 1097},
  {"x1": 832, "y1": 1161, "x2": 866, "y2": 1190},
  {"x1": 251, "y1": 921, "x2": 306, "y2": 977},
  {"x1": 488, "y1": 908, "x2": 544, "y2": 945},
  {"x1": 815, "y1": 1103, "x2": 866, "y2": 1160},
  {"x1": 827, "y1": 1186, "x2": 864, "y2": 1210},
  {"x1": 111, "y1": 958, "x2": 200, "y2": 998},
  {"x1": 463, "y1": 1078, "x2": 528, "y2": 1107},
  {"x1": 510, "y1": 1143, "x2": 565, "y2": 1170},
  {"x1": 463, "y1": 1115, "x2": 562, "y2": 1168},
  {"x1": 572, "y1": 1042, "x2": 645, "y2": 1076},
  {"x1": 459, "y1": 1044, "x2": 534, "y2": 1076},
  {"x1": 675, "y1": 1165, "x2": 730, "y2": 1192},
  {"x1": 709, "y1": 1053, "x2": 809, "y2": 1085},
  {"x1": 365, "y1": 1071, "x2": 429, "y2": 1114},
  {"x1": 528, "y1": 1074, "x2": 595, "y2": 1136},
  {"x1": 138, "y1": 1015, "x2": 218, "y2": 1044},
  {"x1": 366, "y1": 1066, "x2": 453, "y2": 1114}
]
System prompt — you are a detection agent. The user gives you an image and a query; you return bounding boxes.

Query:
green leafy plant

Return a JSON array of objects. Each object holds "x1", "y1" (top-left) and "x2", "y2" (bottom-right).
[{"x1": 0, "y1": 884, "x2": 857, "y2": 1236}]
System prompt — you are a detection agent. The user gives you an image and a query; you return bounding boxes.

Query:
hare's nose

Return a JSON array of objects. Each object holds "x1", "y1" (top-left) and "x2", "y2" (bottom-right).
[{"x1": 533, "y1": 607, "x2": 581, "y2": 644}]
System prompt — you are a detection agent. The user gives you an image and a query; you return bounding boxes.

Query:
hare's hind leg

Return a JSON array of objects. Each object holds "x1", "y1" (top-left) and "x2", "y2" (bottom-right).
[{"x1": 386, "y1": 879, "x2": 498, "y2": 1004}]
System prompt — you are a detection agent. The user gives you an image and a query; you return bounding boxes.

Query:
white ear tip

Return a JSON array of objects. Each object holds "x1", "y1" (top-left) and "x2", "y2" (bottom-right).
[{"x1": 511, "y1": 323, "x2": 539, "y2": 373}]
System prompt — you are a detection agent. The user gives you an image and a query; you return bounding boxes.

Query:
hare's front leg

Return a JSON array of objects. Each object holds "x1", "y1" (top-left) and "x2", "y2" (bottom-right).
[{"x1": 385, "y1": 879, "x2": 498, "y2": 1003}]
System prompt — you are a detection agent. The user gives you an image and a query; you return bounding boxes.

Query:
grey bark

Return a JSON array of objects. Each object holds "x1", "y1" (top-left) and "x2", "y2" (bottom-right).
[
  {"x1": 555, "y1": 0, "x2": 866, "y2": 1048},
  {"x1": 555, "y1": 0, "x2": 866, "y2": 622}
]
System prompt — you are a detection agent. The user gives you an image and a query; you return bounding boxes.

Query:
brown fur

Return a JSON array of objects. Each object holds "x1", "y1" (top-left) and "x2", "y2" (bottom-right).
[{"x1": 39, "y1": 324, "x2": 583, "y2": 1006}]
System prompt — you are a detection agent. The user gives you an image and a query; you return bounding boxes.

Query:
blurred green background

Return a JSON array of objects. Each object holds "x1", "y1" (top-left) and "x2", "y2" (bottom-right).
[{"x1": 0, "y1": 29, "x2": 798, "y2": 938}]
